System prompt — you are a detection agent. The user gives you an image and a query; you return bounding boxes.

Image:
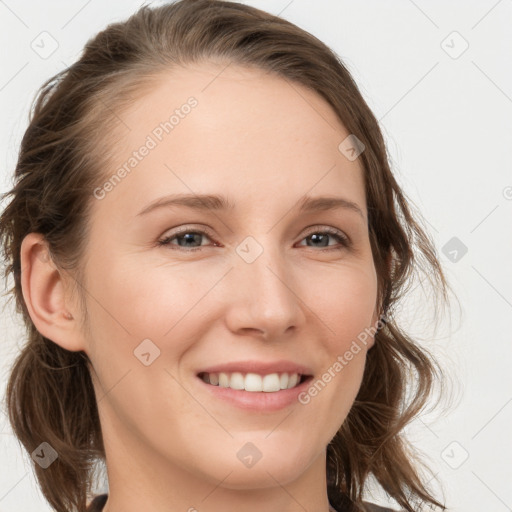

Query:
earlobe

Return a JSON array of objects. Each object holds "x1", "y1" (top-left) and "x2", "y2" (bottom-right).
[{"x1": 20, "y1": 232, "x2": 84, "y2": 352}]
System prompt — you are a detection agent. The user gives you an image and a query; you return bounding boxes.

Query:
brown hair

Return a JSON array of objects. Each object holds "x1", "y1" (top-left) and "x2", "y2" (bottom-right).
[{"x1": 0, "y1": 1, "x2": 453, "y2": 511}]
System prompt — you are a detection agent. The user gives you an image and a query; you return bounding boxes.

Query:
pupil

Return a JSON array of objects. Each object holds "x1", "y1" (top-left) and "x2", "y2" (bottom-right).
[
  {"x1": 180, "y1": 233, "x2": 200, "y2": 247},
  {"x1": 310, "y1": 234, "x2": 328, "y2": 247}
]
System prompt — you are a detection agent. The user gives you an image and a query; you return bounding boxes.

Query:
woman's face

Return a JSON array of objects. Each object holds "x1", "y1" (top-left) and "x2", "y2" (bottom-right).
[{"x1": 77, "y1": 62, "x2": 379, "y2": 500}]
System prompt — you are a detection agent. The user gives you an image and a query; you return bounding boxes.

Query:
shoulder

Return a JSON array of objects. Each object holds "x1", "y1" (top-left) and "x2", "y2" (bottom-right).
[{"x1": 329, "y1": 493, "x2": 404, "y2": 512}]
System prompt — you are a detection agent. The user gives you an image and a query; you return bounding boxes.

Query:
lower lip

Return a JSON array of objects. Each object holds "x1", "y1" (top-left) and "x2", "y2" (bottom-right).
[{"x1": 196, "y1": 375, "x2": 314, "y2": 412}]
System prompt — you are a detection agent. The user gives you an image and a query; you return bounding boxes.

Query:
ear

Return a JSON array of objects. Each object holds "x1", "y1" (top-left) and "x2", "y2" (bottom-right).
[{"x1": 20, "y1": 232, "x2": 86, "y2": 352}]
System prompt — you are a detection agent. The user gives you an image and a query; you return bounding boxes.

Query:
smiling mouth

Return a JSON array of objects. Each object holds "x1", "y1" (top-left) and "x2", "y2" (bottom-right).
[{"x1": 197, "y1": 371, "x2": 311, "y2": 393}]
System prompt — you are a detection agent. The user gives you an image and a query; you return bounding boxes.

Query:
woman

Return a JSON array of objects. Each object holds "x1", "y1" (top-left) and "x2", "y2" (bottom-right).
[{"x1": 0, "y1": 1, "x2": 451, "y2": 511}]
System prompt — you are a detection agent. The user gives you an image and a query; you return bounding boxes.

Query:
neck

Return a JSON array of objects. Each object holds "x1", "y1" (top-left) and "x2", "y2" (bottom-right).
[{"x1": 99, "y1": 419, "x2": 335, "y2": 512}]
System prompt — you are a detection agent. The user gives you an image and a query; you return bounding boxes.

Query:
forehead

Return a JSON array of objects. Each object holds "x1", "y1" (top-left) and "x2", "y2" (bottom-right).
[{"x1": 93, "y1": 61, "x2": 366, "y2": 221}]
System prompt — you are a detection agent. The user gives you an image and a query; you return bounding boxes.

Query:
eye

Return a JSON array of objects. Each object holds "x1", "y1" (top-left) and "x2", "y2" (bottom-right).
[
  {"x1": 296, "y1": 226, "x2": 351, "y2": 252},
  {"x1": 157, "y1": 226, "x2": 217, "y2": 252},
  {"x1": 158, "y1": 225, "x2": 351, "y2": 253}
]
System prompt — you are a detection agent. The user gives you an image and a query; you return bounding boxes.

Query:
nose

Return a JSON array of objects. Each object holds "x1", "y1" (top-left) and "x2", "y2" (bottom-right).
[{"x1": 223, "y1": 238, "x2": 306, "y2": 340}]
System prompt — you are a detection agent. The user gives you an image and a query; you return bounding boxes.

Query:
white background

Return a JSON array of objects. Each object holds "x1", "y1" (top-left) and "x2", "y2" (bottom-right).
[{"x1": 1, "y1": 1, "x2": 511, "y2": 511}]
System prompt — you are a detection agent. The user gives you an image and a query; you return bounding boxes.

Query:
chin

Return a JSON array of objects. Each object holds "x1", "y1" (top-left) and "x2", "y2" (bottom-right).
[
  {"x1": 216, "y1": 461, "x2": 308, "y2": 490},
  {"x1": 202, "y1": 439, "x2": 317, "y2": 490}
]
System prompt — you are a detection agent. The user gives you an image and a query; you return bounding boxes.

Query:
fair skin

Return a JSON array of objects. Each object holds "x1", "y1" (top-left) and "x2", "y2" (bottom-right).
[{"x1": 21, "y1": 61, "x2": 380, "y2": 512}]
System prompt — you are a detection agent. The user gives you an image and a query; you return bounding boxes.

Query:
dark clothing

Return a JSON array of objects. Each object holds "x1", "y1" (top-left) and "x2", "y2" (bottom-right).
[
  {"x1": 363, "y1": 503, "x2": 401, "y2": 512},
  {"x1": 87, "y1": 493, "x2": 107, "y2": 512},
  {"x1": 86, "y1": 493, "x2": 400, "y2": 511}
]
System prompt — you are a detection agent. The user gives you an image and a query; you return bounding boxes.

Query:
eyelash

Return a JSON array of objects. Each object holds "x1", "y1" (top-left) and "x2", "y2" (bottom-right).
[{"x1": 157, "y1": 225, "x2": 351, "y2": 253}]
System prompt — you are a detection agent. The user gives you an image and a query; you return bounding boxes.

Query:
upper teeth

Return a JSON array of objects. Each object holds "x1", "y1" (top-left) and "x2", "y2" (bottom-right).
[{"x1": 201, "y1": 372, "x2": 302, "y2": 392}]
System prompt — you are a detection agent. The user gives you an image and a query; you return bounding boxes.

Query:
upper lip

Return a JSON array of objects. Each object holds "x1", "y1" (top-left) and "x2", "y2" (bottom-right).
[{"x1": 197, "y1": 360, "x2": 314, "y2": 376}]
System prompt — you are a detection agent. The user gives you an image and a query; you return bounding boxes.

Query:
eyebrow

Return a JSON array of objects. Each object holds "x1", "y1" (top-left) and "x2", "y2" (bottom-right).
[{"x1": 136, "y1": 193, "x2": 365, "y2": 219}]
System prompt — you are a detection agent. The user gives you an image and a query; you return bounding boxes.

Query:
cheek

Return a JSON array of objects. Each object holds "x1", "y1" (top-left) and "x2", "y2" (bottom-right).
[
  {"x1": 307, "y1": 264, "x2": 378, "y2": 346},
  {"x1": 306, "y1": 265, "x2": 377, "y2": 400},
  {"x1": 82, "y1": 258, "x2": 202, "y2": 414},
  {"x1": 86, "y1": 252, "x2": 201, "y2": 340},
  {"x1": 84, "y1": 237, "x2": 377, "y2": 366}
]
